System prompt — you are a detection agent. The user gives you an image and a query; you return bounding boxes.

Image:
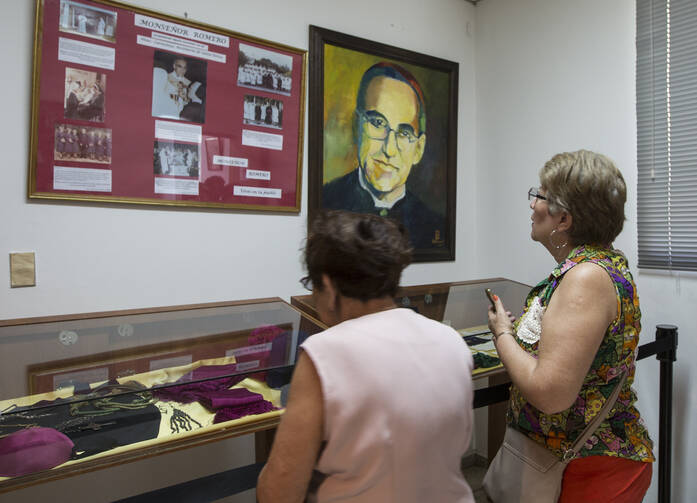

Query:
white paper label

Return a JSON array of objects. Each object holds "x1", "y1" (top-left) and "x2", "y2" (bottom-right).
[
  {"x1": 213, "y1": 155, "x2": 248, "y2": 167},
  {"x1": 154, "y1": 177, "x2": 199, "y2": 195},
  {"x1": 233, "y1": 186, "x2": 282, "y2": 199},
  {"x1": 234, "y1": 361, "x2": 260, "y2": 372},
  {"x1": 155, "y1": 120, "x2": 202, "y2": 143},
  {"x1": 152, "y1": 31, "x2": 208, "y2": 50},
  {"x1": 58, "y1": 37, "x2": 115, "y2": 70},
  {"x1": 241, "y1": 129, "x2": 283, "y2": 151},
  {"x1": 134, "y1": 14, "x2": 229, "y2": 47},
  {"x1": 226, "y1": 343, "x2": 273, "y2": 357},
  {"x1": 54, "y1": 166, "x2": 112, "y2": 192},
  {"x1": 137, "y1": 35, "x2": 226, "y2": 64},
  {"x1": 246, "y1": 169, "x2": 271, "y2": 180}
]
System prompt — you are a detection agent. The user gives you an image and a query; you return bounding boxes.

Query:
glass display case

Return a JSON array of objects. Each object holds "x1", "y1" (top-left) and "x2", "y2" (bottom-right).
[
  {"x1": 291, "y1": 277, "x2": 531, "y2": 379},
  {"x1": 0, "y1": 298, "x2": 324, "y2": 492}
]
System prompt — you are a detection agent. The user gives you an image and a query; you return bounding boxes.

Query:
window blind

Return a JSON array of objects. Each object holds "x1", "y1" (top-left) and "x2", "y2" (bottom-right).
[{"x1": 636, "y1": 0, "x2": 697, "y2": 271}]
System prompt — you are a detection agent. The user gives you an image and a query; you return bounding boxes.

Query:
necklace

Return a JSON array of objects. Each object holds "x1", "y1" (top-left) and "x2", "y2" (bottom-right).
[{"x1": 69, "y1": 392, "x2": 154, "y2": 416}]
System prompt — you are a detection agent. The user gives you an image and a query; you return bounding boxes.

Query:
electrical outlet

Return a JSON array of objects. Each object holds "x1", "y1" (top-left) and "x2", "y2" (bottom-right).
[{"x1": 10, "y1": 252, "x2": 36, "y2": 287}]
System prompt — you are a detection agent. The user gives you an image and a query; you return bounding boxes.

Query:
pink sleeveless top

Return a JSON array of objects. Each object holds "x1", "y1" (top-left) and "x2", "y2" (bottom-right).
[{"x1": 301, "y1": 308, "x2": 475, "y2": 503}]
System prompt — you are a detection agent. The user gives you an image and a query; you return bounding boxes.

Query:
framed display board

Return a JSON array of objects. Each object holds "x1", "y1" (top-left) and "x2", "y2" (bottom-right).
[
  {"x1": 308, "y1": 26, "x2": 458, "y2": 262},
  {"x1": 28, "y1": 0, "x2": 306, "y2": 211}
]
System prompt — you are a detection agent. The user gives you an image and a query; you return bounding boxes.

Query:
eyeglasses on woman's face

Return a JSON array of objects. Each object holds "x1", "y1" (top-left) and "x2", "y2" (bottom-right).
[
  {"x1": 528, "y1": 187, "x2": 548, "y2": 205},
  {"x1": 299, "y1": 276, "x2": 313, "y2": 291}
]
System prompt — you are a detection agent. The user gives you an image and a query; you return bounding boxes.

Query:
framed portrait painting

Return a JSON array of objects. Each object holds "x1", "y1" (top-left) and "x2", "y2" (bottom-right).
[{"x1": 308, "y1": 26, "x2": 458, "y2": 262}]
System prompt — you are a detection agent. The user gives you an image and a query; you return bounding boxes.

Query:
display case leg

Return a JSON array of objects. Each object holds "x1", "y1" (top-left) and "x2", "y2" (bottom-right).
[
  {"x1": 255, "y1": 427, "x2": 277, "y2": 463},
  {"x1": 487, "y1": 372, "x2": 509, "y2": 463}
]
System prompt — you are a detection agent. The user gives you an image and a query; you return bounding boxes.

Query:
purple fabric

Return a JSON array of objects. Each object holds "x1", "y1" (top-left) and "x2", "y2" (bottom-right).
[
  {"x1": 199, "y1": 388, "x2": 265, "y2": 411},
  {"x1": 201, "y1": 388, "x2": 278, "y2": 423},
  {"x1": 152, "y1": 363, "x2": 278, "y2": 424},
  {"x1": 153, "y1": 364, "x2": 245, "y2": 404},
  {"x1": 213, "y1": 400, "x2": 277, "y2": 424},
  {"x1": 247, "y1": 325, "x2": 287, "y2": 357},
  {"x1": 244, "y1": 326, "x2": 288, "y2": 378},
  {"x1": 0, "y1": 427, "x2": 74, "y2": 477},
  {"x1": 185, "y1": 364, "x2": 246, "y2": 381},
  {"x1": 267, "y1": 333, "x2": 290, "y2": 367}
]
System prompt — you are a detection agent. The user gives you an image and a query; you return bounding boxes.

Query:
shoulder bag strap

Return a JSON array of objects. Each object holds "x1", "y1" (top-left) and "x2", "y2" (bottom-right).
[{"x1": 561, "y1": 372, "x2": 628, "y2": 462}]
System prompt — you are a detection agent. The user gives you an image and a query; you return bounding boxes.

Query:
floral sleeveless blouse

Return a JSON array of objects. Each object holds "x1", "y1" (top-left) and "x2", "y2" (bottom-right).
[{"x1": 508, "y1": 244, "x2": 654, "y2": 462}]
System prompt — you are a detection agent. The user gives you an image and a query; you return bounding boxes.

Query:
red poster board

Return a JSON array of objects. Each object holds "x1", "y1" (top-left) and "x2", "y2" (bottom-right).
[{"x1": 29, "y1": 0, "x2": 306, "y2": 211}]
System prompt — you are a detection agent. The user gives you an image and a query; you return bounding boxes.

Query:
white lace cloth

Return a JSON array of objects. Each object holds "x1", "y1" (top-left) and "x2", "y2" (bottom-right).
[{"x1": 516, "y1": 296, "x2": 546, "y2": 344}]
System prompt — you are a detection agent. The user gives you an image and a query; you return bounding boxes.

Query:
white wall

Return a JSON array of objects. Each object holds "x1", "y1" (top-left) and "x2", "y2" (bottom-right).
[
  {"x1": 0, "y1": 0, "x2": 477, "y2": 500},
  {"x1": 475, "y1": 1, "x2": 695, "y2": 502},
  {"x1": 1, "y1": 0, "x2": 476, "y2": 321}
]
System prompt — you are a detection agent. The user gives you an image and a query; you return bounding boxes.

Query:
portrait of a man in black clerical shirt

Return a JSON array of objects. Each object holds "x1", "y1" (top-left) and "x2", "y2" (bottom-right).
[{"x1": 321, "y1": 62, "x2": 445, "y2": 251}]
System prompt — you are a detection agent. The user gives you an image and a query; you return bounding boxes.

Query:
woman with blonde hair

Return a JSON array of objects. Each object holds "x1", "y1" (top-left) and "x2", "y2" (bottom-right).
[{"x1": 487, "y1": 150, "x2": 654, "y2": 502}]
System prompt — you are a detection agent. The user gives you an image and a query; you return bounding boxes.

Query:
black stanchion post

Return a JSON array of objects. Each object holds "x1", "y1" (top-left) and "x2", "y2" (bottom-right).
[{"x1": 656, "y1": 324, "x2": 677, "y2": 503}]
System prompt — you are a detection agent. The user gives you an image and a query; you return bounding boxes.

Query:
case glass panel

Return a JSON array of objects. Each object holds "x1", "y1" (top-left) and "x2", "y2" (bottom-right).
[
  {"x1": 291, "y1": 278, "x2": 532, "y2": 377},
  {"x1": 0, "y1": 299, "x2": 323, "y2": 483}
]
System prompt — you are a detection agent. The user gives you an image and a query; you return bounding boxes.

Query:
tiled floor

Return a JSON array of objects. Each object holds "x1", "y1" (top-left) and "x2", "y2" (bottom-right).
[{"x1": 462, "y1": 457, "x2": 489, "y2": 503}]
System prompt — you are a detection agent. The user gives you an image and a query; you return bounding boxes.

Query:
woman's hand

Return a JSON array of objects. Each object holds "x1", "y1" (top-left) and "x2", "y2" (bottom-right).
[{"x1": 487, "y1": 295, "x2": 515, "y2": 339}]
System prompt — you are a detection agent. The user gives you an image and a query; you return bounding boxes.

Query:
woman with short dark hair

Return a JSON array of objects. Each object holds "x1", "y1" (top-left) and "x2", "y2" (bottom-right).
[
  {"x1": 487, "y1": 150, "x2": 654, "y2": 502},
  {"x1": 258, "y1": 211, "x2": 475, "y2": 503}
]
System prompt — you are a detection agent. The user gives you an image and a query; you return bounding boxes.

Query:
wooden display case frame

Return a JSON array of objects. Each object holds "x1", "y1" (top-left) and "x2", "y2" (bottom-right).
[{"x1": 0, "y1": 297, "x2": 324, "y2": 493}]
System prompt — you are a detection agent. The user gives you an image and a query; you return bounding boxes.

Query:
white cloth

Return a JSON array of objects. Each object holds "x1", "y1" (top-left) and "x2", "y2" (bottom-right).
[
  {"x1": 188, "y1": 81, "x2": 202, "y2": 104},
  {"x1": 516, "y1": 296, "x2": 546, "y2": 344},
  {"x1": 151, "y1": 68, "x2": 181, "y2": 119},
  {"x1": 77, "y1": 15, "x2": 87, "y2": 33},
  {"x1": 60, "y1": 4, "x2": 70, "y2": 27},
  {"x1": 357, "y1": 168, "x2": 406, "y2": 209},
  {"x1": 301, "y1": 308, "x2": 475, "y2": 503},
  {"x1": 159, "y1": 149, "x2": 169, "y2": 174}
]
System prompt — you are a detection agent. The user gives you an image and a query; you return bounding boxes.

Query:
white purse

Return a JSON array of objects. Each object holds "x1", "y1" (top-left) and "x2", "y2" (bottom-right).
[{"x1": 482, "y1": 373, "x2": 627, "y2": 503}]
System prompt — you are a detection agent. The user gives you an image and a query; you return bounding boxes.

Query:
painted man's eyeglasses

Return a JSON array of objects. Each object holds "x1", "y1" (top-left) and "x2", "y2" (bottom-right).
[{"x1": 358, "y1": 110, "x2": 421, "y2": 151}]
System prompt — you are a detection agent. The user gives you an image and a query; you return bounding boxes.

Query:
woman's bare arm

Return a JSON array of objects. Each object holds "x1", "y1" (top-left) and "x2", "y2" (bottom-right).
[
  {"x1": 257, "y1": 351, "x2": 324, "y2": 503},
  {"x1": 489, "y1": 262, "x2": 617, "y2": 414}
]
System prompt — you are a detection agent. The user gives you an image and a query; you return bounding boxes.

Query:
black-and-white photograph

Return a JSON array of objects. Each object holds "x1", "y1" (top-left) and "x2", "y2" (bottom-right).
[
  {"x1": 64, "y1": 67, "x2": 106, "y2": 122},
  {"x1": 243, "y1": 95, "x2": 284, "y2": 129},
  {"x1": 54, "y1": 124, "x2": 112, "y2": 164},
  {"x1": 59, "y1": 0, "x2": 117, "y2": 43},
  {"x1": 151, "y1": 51, "x2": 207, "y2": 124},
  {"x1": 237, "y1": 43, "x2": 292, "y2": 96},
  {"x1": 153, "y1": 140, "x2": 200, "y2": 178}
]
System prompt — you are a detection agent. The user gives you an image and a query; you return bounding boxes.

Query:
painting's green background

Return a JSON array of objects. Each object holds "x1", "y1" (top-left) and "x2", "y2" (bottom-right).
[{"x1": 323, "y1": 43, "x2": 452, "y2": 217}]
